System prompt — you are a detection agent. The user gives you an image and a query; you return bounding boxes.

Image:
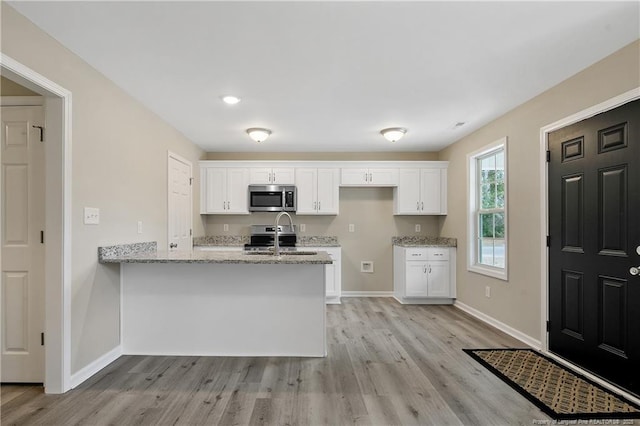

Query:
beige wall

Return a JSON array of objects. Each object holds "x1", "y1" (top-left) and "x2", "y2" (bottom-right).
[
  {"x1": 1, "y1": 4, "x2": 205, "y2": 374},
  {"x1": 1, "y1": 76, "x2": 40, "y2": 96},
  {"x1": 438, "y1": 40, "x2": 640, "y2": 342},
  {"x1": 205, "y1": 187, "x2": 440, "y2": 292}
]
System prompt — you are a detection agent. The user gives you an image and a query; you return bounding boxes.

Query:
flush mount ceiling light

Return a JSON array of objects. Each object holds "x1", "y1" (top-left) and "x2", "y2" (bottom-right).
[
  {"x1": 221, "y1": 95, "x2": 241, "y2": 105},
  {"x1": 380, "y1": 127, "x2": 407, "y2": 142},
  {"x1": 246, "y1": 128, "x2": 272, "y2": 143}
]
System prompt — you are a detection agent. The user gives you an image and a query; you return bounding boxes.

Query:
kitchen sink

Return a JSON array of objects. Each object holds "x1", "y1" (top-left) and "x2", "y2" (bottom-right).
[{"x1": 244, "y1": 251, "x2": 318, "y2": 256}]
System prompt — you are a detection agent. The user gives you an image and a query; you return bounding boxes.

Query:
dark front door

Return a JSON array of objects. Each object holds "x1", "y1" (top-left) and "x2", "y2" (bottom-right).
[{"x1": 548, "y1": 99, "x2": 640, "y2": 396}]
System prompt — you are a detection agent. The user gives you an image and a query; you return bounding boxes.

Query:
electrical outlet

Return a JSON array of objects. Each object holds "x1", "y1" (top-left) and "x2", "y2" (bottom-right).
[
  {"x1": 361, "y1": 261, "x2": 374, "y2": 273},
  {"x1": 223, "y1": 224, "x2": 229, "y2": 232},
  {"x1": 83, "y1": 207, "x2": 100, "y2": 225},
  {"x1": 485, "y1": 286, "x2": 491, "y2": 298},
  {"x1": 300, "y1": 224, "x2": 306, "y2": 232},
  {"x1": 349, "y1": 224, "x2": 355, "y2": 233},
  {"x1": 137, "y1": 221, "x2": 143, "y2": 234},
  {"x1": 415, "y1": 224, "x2": 421, "y2": 233}
]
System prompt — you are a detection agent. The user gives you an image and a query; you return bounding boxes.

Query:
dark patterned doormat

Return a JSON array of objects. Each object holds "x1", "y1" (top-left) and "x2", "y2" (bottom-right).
[{"x1": 464, "y1": 348, "x2": 640, "y2": 420}]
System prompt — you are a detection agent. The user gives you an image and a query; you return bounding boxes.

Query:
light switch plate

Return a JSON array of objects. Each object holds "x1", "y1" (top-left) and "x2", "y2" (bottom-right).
[
  {"x1": 349, "y1": 224, "x2": 355, "y2": 233},
  {"x1": 299, "y1": 224, "x2": 306, "y2": 232},
  {"x1": 137, "y1": 221, "x2": 143, "y2": 234},
  {"x1": 84, "y1": 207, "x2": 100, "y2": 225},
  {"x1": 415, "y1": 224, "x2": 421, "y2": 233}
]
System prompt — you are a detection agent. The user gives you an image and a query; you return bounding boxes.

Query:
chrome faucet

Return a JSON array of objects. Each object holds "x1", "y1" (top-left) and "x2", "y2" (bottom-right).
[{"x1": 274, "y1": 211, "x2": 294, "y2": 256}]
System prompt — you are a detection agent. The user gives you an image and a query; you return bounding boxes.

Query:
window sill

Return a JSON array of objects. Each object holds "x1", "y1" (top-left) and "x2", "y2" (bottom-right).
[{"x1": 468, "y1": 264, "x2": 508, "y2": 281}]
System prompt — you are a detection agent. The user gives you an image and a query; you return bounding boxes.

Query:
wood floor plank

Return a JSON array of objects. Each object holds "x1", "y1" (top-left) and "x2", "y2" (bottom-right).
[{"x1": 1, "y1": 298, "x2": 551, "y2": 425}]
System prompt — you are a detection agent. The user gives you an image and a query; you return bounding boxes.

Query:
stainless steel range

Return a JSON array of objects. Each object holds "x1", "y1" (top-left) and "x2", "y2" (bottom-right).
[{"x1": 244, "y1": 224, "x2": 297, "y2": 251}]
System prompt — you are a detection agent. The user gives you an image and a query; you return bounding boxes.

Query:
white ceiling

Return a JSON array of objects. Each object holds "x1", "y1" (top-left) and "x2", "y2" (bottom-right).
[{"x1": 9, "y1": 1, "x2": 639, "y2": 153}]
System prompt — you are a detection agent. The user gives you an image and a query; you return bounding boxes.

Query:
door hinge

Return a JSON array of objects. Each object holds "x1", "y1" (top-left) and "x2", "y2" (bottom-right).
[
  {"x1": 189, "y1": 177, "x2": 193, "y2": 185},
  {"x1": 190, "y1": 229, "x2": 193, "y2": 236},
  {"x1": 546, "y1": 321, "x2": 550, "y2": 332},
  {"x1": 32, "y1": 125, "x2": 44, "y2": 142},
  {"x1": 41, "y1": 230, "x2": 44, "y2": 244},
  {"x1": 546, "y1": 235, "x2": 550, "y2": 247},
  {"x1": 546, "y1": 150, "x2": 550, "y2": 162},
  {"x1": 41, "y1": 332, "x2": 45, "y2": 346}
]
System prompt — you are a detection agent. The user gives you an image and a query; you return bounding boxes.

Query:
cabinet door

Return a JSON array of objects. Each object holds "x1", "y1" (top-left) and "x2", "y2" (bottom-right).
[
  {"x1": 249, "y1": 168, "x2": 272, "y2": 184},
  {"x1": 316, "y1": 168, "x2": 339, "y2": 214},
  {"x1": 395, "y1": 168, "x2": 422, "y2": 214},
  {"x1": 340, "y1": 168, "x2": 368, "y2": 186},
  {"x1": 226, "y1": 168, "x2": 250, "y2": 213},
  {"x1": 420, "y1": 169, "x2": 442, "y2": 214},
  {"x1": 206, "y1": 168, "x2": 227, "y2": 213},
  {"x1": 405, "y1": 262, "x2": 429, "y2": 297},
  {"x1": 427, "y1": 261, "x2": 450, "y2": 297},
  {"x1": 294, "y1": 168, "x2": 317, "y2": 214},
  {"x1": 272, "y1": 168, "x2": 295, "y2": 184},
  {"x1": 369, "y1": 168, "x2": 398, "y2": 186}
]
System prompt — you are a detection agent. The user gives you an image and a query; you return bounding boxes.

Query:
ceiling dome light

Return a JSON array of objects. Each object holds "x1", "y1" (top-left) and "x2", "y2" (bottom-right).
[
  {"x1": 221, "y1": 95, "x2": 241, "y2": 105},
  {"x1": 246, "y1": 128, "x2": 272, "y2": 143},
  {"x1": 380, "y1": 127, "x2": 407, "y2": 142}
]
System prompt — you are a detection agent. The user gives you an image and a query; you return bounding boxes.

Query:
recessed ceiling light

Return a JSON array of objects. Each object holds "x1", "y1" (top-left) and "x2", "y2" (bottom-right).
[{"x1": 221, "y1": 95, "x2": 241, "y2": 105}]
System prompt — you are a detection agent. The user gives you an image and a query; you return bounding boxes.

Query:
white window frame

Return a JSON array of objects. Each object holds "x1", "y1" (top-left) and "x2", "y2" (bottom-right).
[{"x1": 467, "y1": 137, "x2": 508, "y2": 281}]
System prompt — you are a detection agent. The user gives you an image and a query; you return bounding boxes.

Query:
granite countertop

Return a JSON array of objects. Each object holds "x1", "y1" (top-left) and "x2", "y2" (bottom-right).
[
  {"x1": 392, "y1": 236, "x2": 457, "y2": 247},
  {"x1": 193, "y1": 235, "x2": 340, "y2": 247},
  {"x1": 98, "y1": 241, "x2": 332, "y2": 265}
]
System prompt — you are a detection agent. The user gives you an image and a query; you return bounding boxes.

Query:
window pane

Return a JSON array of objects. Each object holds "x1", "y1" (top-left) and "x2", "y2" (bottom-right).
[
  {"x1": 494, "y1": 212, "x2": 505, "y2": 238},
  {"x1": 496, "y1": 182, "x2": 505, "y2": 208},
  {"x1": 479, "y1": 213, "x2": 495, "y2": 238},
  {"x1": 480, "y1": 156, "x2": 495, "y2": 184},
  {"x1": 479, "y1": 237, "x2": 494, "y2": 266},
  {"x1": 493, "y1": 239, "x2": 506, "y2": 268},
  {"x1": 481, "y1": 184, "x2": 496, "y2": 209}
]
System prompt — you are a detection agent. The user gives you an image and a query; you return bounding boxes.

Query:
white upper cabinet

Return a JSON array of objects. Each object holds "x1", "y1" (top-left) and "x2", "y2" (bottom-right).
[
  {"x1": 340, "y1": 168, "x2": 398, "y2": 186},
  {"x1": 295, "y1": 168, "x2": 339, "y2": 215},
  {"x1": 394, "y1": 168, "x2": 447, "y2": 215},
  {"x1": 249, "y1": 167, "x2": 295, "y2": 185},
  {"x1": 200, "y1": 167, "x2": 250, "y2": 214}
]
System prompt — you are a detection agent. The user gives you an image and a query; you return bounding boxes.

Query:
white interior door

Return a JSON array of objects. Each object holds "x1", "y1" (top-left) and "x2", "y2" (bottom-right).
[
  {"x1": 168, "y1": 153, "x2": 192, "y2": 251},
  {"x1": 1, "y1": 106, "x2": 45, "y2": 382}
]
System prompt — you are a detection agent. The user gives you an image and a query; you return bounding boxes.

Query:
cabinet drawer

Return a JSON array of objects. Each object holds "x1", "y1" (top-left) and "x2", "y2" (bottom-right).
[
  {"x1": 427, "y1": 248, "x2": 449, "y2": 260},
  {"x1": 405, "y1": 248, "x2": 427, "y2": 260}
]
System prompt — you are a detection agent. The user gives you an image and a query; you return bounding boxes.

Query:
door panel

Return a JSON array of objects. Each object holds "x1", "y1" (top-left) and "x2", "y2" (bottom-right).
[
  {"x1": 560, "y1": 270, "x2": 584, "y2": 340},
  {"x1": 561, "y1": 174, "x2": 584, "y2": 252},
  {"x1": 599, "y1": 166, "x2": 626, "y2": 255},
  {"x1": 1, "y1": 106, "x2": 45, "y2": 383},
  {"x1": 549, "y1": 99, "x2": 639, "y2": 396},
  {"x1": 168, "y1": 154, "x2": 192, "y2": 251}
]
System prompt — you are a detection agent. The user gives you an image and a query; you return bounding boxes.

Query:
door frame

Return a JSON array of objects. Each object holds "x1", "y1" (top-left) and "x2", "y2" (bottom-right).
[
  {"x1": 1, "y1": 53, "x2": 73, "y2": 394},
  {"x1": 167, "y1": 151, "x2": 193, "y2": 250},
  {"x1": 539, "y1": 86, "x2": 640, "y2": 402}
]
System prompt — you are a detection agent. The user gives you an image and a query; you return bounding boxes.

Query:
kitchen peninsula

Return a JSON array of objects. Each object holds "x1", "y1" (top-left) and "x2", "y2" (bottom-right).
[{"x1": 99, "y1": 242, "x2": 332, "y2": 357}]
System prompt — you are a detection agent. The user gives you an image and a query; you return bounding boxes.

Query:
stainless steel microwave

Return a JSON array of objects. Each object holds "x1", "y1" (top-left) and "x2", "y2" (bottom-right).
[{"x1": 248, "y1": 185, "x2": 296, "y2": 212}]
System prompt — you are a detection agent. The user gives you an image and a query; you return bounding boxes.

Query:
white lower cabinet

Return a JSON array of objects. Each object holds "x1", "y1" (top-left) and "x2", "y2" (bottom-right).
[
  {"x1": 305, "y1": 246, "x2": 341, "y2": 304},
  {"x1": 393, "y1": 246, "x2": 456, "y2": 304}
]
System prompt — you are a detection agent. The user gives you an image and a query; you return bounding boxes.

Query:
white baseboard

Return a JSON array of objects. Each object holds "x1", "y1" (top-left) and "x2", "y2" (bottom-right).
[
  {"x1": 341, "y1": 291, "x2": 394, "y2": 297},
  {"x1": 454, "y1": 301, "x2": 542, "y2": 350},
  {"x1": 70, "y1": 345, "x2": 122, "y2": 389}
]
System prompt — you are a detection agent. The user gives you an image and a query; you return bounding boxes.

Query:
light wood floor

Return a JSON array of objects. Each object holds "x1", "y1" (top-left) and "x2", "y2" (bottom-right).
[{"x1": 2, "y1": 298, "x2": 548, "y2": 425}]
